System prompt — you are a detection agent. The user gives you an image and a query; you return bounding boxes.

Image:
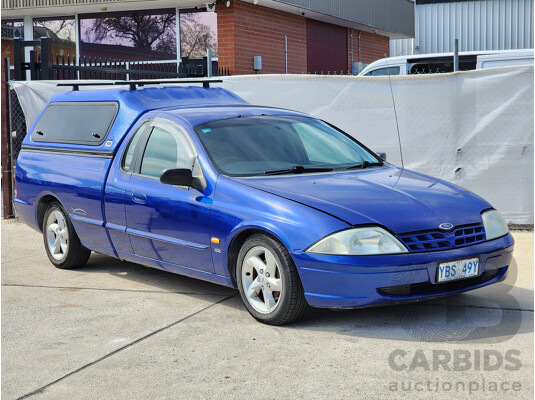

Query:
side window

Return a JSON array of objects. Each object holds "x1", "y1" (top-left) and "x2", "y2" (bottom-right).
[
  {"x1": 365, "y1": 66, "x2": 400, "y2": 76},
  {"x1": 122, "y1": 122, "x2": 147, "y2": 172},
  {"x1": 139, "y1": 124, "x2": 195, "y2": 179},
  {"x1": 31, "y1": 102, "x2": 118, "y2": 145}
]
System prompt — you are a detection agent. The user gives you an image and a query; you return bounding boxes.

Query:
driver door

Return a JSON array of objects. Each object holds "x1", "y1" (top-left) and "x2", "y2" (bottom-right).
[{"x1": 124, "y1": 118, "x2": 214, "y2": 273}]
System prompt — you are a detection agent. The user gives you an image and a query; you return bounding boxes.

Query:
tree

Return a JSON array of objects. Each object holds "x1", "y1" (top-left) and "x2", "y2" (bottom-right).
[
  {"x1": 180, "y1": 13, "x2": 218, "y2": 58},
  {"x1": 83, "y1": 12, "x2": 218, "y2": 58},
  {"x1": 34, "y1": 19, "x2": 75, "y2": 42},
  {"x1": 87, "y1": 13, "x2": 177, "y2": 54}
]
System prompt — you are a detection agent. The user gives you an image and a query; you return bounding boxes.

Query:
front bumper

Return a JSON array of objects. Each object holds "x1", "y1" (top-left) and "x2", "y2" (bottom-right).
[{"x1": 292, "y1": 233, "x2": 514, "y2": 308}]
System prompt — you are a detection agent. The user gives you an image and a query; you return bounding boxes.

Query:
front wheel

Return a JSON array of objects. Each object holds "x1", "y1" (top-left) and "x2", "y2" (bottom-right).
[
  {"x1": 43, "y1": 202, "x2": 91, "y2": 269},
  {"x1": 236, "y1": 234, "x2": 308, "y2": 325}
]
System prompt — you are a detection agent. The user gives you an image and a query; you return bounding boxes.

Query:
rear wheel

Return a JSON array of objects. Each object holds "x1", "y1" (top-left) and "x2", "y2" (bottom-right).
[
  {"x1": 43, "y1": 202, "x2": 91, "y2": 269},
  {"x1": 237, "y1": 234, "x2": 307, "y2": 325}
]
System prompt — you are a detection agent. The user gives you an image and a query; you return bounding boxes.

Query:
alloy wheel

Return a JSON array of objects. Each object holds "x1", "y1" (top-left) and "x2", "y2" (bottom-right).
[
  {"x1": 46, "y1": 210, "x2": 69, "y2": 261},
  {"x1": 241, "y1": 246, "x2": 283, "y2": 314}
]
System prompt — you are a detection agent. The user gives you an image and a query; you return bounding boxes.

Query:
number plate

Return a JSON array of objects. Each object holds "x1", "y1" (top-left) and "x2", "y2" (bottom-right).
[{"x1": 437, "y1": 257, "x2": 479, "y2": 283}]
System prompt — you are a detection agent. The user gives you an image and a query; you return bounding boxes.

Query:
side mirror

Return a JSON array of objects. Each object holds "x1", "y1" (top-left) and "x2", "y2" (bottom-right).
[
  {"x1": 376, "y1": 152, "x2": 387, "y2": 161},
  {"x1": 160, "y1": 168, "x2": 193, "y2": 187},
  {"x1": 160, "y1": 168, "x2": 205, "y2": 191}
]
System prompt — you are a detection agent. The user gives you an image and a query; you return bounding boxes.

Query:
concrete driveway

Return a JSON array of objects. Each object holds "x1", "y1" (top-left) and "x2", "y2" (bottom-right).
[{"x1": 2, "y1": 219, "x2": 533, "y2": 400}]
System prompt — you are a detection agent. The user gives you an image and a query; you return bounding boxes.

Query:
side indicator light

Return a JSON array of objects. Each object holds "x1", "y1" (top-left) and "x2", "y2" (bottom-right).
[{"x1": 211, "y1": 237, "x2": 220, "y2": 244}]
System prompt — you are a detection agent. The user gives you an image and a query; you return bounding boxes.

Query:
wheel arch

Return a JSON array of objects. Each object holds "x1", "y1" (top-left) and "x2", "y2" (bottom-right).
[
  {"x1": 226, "y1": 224, "x2": 292, "y2": 288},
  {"x1": 37, "y1": 194, "x2": 62, "y2": 232}
]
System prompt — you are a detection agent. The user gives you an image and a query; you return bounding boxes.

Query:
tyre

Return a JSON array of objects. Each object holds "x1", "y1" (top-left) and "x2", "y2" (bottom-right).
[
  {"x1": 236, "y1": 234, "x2": 308, "y2": 325},
  {"x1": 43, "y1": 202, "x2": 91, "y2": 269}
]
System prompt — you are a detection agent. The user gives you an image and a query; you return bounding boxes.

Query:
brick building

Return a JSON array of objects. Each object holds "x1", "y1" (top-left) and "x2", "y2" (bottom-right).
[{"x1": 2, "y1": 0, "x2": 414, "y2": 75}]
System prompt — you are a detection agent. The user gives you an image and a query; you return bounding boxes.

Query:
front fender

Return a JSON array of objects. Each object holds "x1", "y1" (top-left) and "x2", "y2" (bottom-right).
[{"x1": 210, "y1": 175, "x2": 349, "y2": 277}]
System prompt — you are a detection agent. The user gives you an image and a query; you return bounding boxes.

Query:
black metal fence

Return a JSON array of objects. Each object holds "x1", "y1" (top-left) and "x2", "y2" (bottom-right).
[
  {"x1": 51, "y1": 55, "x2": 231, "y2": 81},
  {"x1": 13, "y1": 37, "x2": 230, "y2": 81}
]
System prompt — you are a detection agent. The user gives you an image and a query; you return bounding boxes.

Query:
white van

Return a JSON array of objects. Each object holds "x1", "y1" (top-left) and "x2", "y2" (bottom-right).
[{"x1": 358, "y1": 49, "x2": 534, "y2": 76}]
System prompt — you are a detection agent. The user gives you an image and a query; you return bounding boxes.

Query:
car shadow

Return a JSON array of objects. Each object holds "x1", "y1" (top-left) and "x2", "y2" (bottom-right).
[
  {"x1": 82, "y1": 253, "x2": 533, "y2": 343},
  {"x1": 81, "y1": 253, "x2": 237, "y2": 296},
  {"x1": 291, "y1": 288, "x2": 533, "y2": 344}
]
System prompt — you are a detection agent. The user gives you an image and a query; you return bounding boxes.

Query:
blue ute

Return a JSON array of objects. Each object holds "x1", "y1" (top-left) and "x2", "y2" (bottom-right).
[{"x1": 13, "y1": 82, "x2": 514, "y2": 325}]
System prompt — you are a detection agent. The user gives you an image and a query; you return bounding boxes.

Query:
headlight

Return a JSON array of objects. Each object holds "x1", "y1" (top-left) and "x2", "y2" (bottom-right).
[
  {"x1": 306, "y1": 227, "x2": 408, "y2": 255},
  {"x1": 482, "y1": 209, "x2": 509, "y2": 240}
]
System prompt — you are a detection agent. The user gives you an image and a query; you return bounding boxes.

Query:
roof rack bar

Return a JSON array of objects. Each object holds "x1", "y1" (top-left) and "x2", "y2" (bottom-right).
[
  {"x1": 57, "y1": 79, "x2": 224, "y2": 91},
  {"x1": 57, "y1": 82, "x2": 116, "y2": 89}
]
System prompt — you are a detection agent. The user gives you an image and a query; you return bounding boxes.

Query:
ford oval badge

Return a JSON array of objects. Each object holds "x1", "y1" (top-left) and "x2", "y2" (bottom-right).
[{"x1": 439, "y1": 223, "x2": 454, "y2": 230}]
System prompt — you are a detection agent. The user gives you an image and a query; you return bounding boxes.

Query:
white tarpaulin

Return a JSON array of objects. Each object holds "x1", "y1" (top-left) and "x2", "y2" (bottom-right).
[{"x1": 11, "y1": 66, "x2": 534, "y2": 224}]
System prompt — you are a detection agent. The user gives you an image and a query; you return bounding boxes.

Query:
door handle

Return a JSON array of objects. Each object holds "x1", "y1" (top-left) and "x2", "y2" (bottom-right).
[{"x1": 131, "y1": 191, "x2": 147, "y2": 204}]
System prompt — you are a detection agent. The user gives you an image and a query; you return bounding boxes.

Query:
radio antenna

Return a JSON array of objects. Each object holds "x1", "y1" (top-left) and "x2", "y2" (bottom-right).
[{"x1": 384, "y1": 53, "x2": 404, "y2": 169}]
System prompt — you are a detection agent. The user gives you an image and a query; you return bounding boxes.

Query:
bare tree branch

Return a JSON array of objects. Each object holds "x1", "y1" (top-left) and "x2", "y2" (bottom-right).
[
  {"x1": 87, "y1": 13, "x2": 177, "y2": 54},
  {"x1": 180, "y1": 14, "x2": 218, "y2": 58},
  {"x1": 83, "y1": 12, "x2": 217, "y2": 58}
]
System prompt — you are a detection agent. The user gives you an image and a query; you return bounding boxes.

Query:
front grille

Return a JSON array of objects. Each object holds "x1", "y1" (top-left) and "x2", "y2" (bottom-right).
[
  {"x1": 398, "y1": 224, "x2": 485, "y2": 252},
  {"x1": 377, "y1": 267, "x2": 505, "y2": 298}
]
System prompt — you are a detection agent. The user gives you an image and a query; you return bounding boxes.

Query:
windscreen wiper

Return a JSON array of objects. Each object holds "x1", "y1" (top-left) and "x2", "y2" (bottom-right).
[
  {"x1": 264, "y1": 165, "x2": 333, "y2": 176},
  {"x1": 345, "y1": 161, "x2": 383, "y2": 170}
]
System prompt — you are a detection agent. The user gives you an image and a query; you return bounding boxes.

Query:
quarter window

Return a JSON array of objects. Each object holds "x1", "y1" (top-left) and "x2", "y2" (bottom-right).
[{"x1": 121, "y1": 122, "x2": 147, "y2": 172}]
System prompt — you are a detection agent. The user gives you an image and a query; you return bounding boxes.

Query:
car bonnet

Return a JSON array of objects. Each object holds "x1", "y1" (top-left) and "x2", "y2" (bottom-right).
[{"x1": 235, "y1": 166, "x2": 491, "y2": 234}]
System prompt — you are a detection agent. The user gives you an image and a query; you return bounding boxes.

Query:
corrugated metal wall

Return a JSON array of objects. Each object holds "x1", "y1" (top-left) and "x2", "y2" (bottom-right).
[
  {"x1": 390, "y1": 38, "x2": 416, "y2": 56},
  {"x1": 277, "y1": 0, "x2": 415, "y2": 37},
  {"x1": 415, "y1": 0, "x2": 533, "y2": 53}
]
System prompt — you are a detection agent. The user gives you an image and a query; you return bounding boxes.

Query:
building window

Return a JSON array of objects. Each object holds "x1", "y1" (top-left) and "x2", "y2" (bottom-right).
[
  {"x1": 33, "y1": 16, "x2": 76, "y2": 60},
  {"x1": 1, "y1": 20, "x2": 24, "y2": 66},
  {"x1": 180, "y1": 11, "x2": 218, "y2": 58},
  {"x1": 2, "y1": 20, "x2": 23, "y2": 39},
  {"x1": 79, "y1": 10, "x2": 177, "y2": 61}
]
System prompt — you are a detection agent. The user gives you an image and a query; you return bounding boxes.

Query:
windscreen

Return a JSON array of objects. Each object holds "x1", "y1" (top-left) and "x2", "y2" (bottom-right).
[{"x1": 195, "y1": 115, "x2": 381, "y2": 176}]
